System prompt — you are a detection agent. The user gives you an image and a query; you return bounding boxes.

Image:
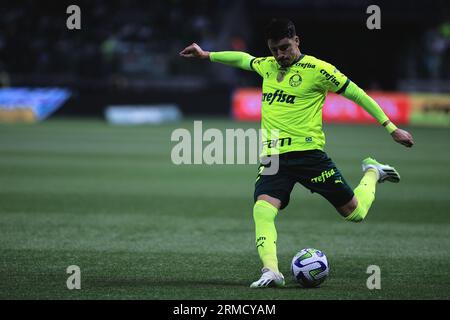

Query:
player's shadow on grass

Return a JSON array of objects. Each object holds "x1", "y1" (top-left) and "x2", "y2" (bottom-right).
[
  {"x1": 90, "y1": 277, "x2": 245, "y2": 288},
  {"x1": 90, "y1": 277, "x2": 317, "y2": 290},
  {"x1": 281, "y1": 284, "x2": 323, "y2": 290}
]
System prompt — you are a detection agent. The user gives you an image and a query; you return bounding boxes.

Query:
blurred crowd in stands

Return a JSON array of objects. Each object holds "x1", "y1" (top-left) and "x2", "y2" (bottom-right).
[
  {"x1": 0, "y1": 0, "x2": 449, "y2": 90},
  {"x1": 0, "y1": 1, "x2": 224, "y2": 78}
]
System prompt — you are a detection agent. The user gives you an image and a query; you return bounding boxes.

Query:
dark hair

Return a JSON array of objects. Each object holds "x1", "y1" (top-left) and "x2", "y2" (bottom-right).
[{"x1": 265, "y1": 18, "x2": 296, "y2": 41}]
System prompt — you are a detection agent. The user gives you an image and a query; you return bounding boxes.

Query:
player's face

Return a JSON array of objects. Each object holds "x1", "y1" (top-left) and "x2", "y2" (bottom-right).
[{"x1": 268, "y1": 36, "x2": 300, "y2": 68}]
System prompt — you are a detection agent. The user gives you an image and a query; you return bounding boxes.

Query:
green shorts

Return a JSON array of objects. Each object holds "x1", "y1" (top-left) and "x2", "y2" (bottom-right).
[{"x1": 254, "y1": 150, "x2": 354, "y2": 210}]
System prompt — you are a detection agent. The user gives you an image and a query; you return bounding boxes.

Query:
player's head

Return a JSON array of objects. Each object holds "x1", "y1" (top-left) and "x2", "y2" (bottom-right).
[{"x1": 265, "y1": 18, "x2": 300, "y2": 68}]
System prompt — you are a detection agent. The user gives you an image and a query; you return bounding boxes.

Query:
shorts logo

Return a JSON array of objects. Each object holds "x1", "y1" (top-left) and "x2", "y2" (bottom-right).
[
  {"x1": 311, "y1": 169, "x2": 336, "y2": 183},
  {"x1": 255, "y1": 165, "x2": 265, "y2": 182},
  {"x1": 289, "y1": 74, "x2": 302, "y2": 87},
  {"x1": 305, "y1": 137, "x2": 313, "y2": 142}
]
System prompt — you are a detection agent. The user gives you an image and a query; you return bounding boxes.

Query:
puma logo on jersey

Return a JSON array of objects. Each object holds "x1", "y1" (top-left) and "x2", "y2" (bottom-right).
[{"x1": 262, "y1": 90, "x2": 296, "y2": 105}]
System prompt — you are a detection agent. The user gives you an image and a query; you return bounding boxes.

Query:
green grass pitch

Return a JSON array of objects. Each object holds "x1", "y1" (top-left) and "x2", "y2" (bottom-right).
[{"x1": 0, "y1": 118, "x2": 449, "y2": 299}]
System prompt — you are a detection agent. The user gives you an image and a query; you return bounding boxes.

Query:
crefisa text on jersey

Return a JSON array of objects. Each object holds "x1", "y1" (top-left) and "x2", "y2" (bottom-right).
[
  {"x1": 262, "y1": 90, "x2": 296, "y2": 105},
  {"x1": 172, "y1": 304, "x2": 276, "y2": 317}
]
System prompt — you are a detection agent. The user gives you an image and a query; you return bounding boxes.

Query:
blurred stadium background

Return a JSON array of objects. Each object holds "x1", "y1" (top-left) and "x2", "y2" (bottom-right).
[{"x1": 0, "y1": 0, "x2": 449, "y2": 300}]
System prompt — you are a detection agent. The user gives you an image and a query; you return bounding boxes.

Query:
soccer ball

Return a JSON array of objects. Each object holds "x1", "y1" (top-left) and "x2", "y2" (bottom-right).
[{"x1": 291, "y1": 248, "x2": 329, "y2": 288}]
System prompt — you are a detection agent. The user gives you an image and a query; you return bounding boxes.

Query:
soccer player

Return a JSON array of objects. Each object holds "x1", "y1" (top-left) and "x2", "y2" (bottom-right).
[{"x1": 179, "y1": 18, "x2": 414, "y2": 288}]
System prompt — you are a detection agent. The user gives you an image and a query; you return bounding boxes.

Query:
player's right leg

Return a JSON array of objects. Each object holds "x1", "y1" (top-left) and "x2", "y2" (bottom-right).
[
  {"x1": 250, "y1": 194, "x2": 285, "y2": 288},
  {"x1": 250, "y1": 160, "x2": 295, "y2": 288},
  {"x1": 344, "y1": 157, "x2": 400, "y2": 222}
]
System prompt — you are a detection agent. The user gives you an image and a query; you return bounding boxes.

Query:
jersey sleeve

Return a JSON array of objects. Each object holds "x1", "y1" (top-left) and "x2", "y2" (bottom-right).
[
  {"x1": 342, "y1": 81, "x2": 390, "y2": 124},
  {"x1": 209, "y1": 51, "x2": 255, "y2": 71},
  {"x1": 250, "y1": 57, "x2": 272, "y2": 78},
  {"x1": 315, "y1": 60, "x2": 350, "y2": 94}
]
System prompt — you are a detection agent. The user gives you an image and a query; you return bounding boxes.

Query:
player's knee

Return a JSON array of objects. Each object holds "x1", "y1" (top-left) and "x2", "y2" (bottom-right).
[
  {"x1": 253, "y1": 196, "x2": 280, "y2": 222},
  {"x1": 345, "y1": 205, "x2": 367, "y2": 223},
  {"x1": 340, "y1": 197, "x2": 371, "y2": 223},
  {"x1": 336, "y1": 196, "x2": 358, "y2": 218},
  {"x1": 256, "y1": 194, "x2": 281, "y2": 210}
]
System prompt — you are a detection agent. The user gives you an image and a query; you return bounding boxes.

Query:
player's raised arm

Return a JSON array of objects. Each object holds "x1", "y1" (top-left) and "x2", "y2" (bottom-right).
[
  {"x1": 180, "y1": 43, "x2": 255, "y2": 71},
  {"x1": 341, "y1": 81, "x2": 415, "y2": 148}
]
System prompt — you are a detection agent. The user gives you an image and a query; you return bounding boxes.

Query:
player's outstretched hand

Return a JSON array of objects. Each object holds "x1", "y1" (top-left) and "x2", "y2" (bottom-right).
[
  {"x1": 391, "y1": 128, "x2": 414, "y2": 148},
  {"x1": 179, "y1": 43, "x2": 210, "y2": 59}
]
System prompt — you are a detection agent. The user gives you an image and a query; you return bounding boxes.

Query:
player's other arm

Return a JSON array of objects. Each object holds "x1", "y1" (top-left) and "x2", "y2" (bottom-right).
[
  {"x1": 179, "y1": 43, "x2": 254, "y2": 71},
  {"x1": 341, "y1": 81, "x2": 414, "y2": 148},
  {"x1": 317, "y1": 60, "x2": 414, "y2": 148}
]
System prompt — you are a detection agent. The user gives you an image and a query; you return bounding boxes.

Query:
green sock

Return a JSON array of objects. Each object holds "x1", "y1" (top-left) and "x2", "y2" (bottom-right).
[
  {"x1": 253, "y1": 200, "x2": 279, "y2": 272},
  {"x1": 346, "y1": 169, "x2": 377, "y2": 222}
]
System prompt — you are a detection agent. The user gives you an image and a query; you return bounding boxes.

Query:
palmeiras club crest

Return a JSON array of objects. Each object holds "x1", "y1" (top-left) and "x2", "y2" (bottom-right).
[{"x1": 289, "y1": 74, "x2": 302, "y2": 87}]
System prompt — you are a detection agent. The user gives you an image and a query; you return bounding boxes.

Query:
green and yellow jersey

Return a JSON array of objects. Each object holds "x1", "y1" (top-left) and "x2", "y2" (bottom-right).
[
  {"x1": 209, "y1": 51, "x2": 390, "y2": 156},
  {"x1": 250, "y1": 54, "x2": 349, "y2": 155}
]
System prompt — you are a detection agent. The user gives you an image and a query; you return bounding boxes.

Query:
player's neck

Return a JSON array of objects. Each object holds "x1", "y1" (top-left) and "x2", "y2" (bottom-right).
[{"x1": 282, "y1": 51, "x2": 303, "y2": 69}]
